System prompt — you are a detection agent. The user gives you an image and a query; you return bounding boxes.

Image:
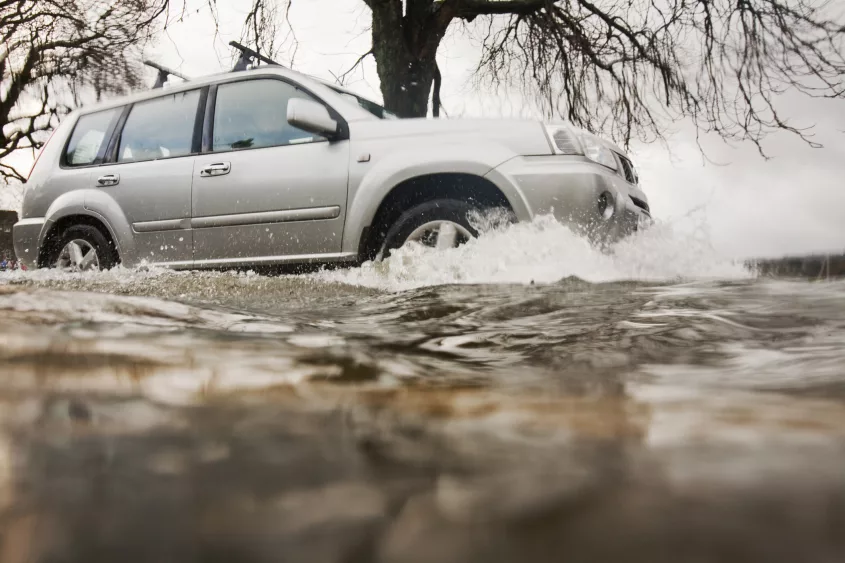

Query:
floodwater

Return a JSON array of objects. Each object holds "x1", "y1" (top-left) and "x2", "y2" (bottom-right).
[{"x1": 1, "y1": 217, "x2": 844, "y2": 563}]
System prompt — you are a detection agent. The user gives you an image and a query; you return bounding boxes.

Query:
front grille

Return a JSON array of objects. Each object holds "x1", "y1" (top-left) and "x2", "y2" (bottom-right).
[
  {"x1": 617, "y1": 154, "x2": 638, "y2": 184},
  {"x1": 630, "y1": 195, "x2": 650, "y2": 213}
]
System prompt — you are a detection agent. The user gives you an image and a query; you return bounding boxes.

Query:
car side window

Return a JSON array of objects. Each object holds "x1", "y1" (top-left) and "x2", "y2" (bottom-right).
[
  {"x1": 64, "y1": 108, "x2": 121, "y2": 166},
  {"x1": 212, "y1": 79, "x2": 324, "y2": 152},
  {"x1": 117, "y1": 90, "x2": 201, "y2": 163}
]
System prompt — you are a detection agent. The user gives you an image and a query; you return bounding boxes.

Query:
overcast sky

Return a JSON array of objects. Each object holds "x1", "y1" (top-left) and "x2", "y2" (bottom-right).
[{"x1": 4, "y1": 0, "x2": 844, "y2": 259}]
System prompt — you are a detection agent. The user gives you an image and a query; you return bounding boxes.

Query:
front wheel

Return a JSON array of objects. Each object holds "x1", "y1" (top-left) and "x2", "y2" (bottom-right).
[
  {"x1": 49, "y1": 225, "x2": 118, "y2": 272},
  {"x1": 378, "y1": 199, "x2": 484, "y2": 260}
]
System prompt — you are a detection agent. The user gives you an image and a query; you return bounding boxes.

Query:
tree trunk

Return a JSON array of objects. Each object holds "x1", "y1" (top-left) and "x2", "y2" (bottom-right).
[
  {"x1": 377, "y1": 52, "x2": 437, "y2": 118},
  {"x1": 432, "y1": 63, "x2": 442, "y2": 118},
  {"x1": 368, "y1": 0, "x2": 449, "y2": 118}
]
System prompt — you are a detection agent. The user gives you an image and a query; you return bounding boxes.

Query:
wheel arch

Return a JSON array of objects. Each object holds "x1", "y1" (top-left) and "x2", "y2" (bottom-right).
[
  {"x1": 38, "y1": 213, "x2": 120, "y2": 268},
  {"x1": 342, "y1": 141, "x2": 535, "y2": 259},
  {"x1": 356, "y1": 172, "x2": 518, "y2": 262}
]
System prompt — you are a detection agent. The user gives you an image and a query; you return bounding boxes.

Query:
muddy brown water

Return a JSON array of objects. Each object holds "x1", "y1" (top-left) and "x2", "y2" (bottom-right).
[{"x1": 1, "y1": 260, "x2": 845, "y2": 562}]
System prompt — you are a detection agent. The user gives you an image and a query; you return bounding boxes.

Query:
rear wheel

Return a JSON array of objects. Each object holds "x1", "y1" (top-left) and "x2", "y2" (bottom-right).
[
  {"x1": 378, "y1": 199, "x2": 482, "y2": 260},
  {"x1": 49, "y1": 225, "x2": 118, "y2": 272}
]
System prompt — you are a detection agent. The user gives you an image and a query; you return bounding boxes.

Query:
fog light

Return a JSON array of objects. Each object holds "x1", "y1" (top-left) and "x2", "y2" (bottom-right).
[{"x1": 598, "y1": 191, "x2": 615, "y2": 220}]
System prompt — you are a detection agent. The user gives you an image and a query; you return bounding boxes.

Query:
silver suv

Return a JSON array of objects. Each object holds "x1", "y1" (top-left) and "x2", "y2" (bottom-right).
[{"x1": 14, "y1": 64, "x2": 650, "y2": 272}]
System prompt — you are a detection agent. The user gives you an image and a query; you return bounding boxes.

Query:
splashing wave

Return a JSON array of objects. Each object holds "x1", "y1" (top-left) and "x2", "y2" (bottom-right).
[{"x1": 317, "y1": 214, "x2": 753, "y2": 291}]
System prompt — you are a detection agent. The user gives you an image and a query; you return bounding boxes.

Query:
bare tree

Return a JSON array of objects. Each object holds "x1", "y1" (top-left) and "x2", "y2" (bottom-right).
[
  {"x1": 241, "y1": 0, "x2": 845, "y2": 152},
  {"x1": 240, "y1": 0, "x2": 300, "y2": 65},
  {"x1": 465, "y1": 0, "x2": 845, "y2": 151},
  {"x1": 0, "y1": 0, "x2": 169, "y2": 182},
  {"x1": 4, "y1": 0, "x2": 843, "y2": 175}
]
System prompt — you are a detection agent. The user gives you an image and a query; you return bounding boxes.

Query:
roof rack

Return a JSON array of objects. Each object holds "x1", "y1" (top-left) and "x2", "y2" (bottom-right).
[
  {"x1": 229, "y1": 41, "x2": 283, "y2": 72},
  {"x1": 144, "y1": 60, "x2": 190, "y2": 89}
]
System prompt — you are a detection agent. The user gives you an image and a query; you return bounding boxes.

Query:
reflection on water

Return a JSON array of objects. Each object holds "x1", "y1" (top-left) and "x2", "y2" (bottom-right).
[{"x1": 1, "y1": 218, "x2": 844, "y2": 562}]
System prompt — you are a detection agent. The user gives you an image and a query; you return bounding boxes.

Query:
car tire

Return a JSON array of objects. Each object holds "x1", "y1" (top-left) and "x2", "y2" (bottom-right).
[
  {"x1": 378, "y1": 199, "x2": 487, "y2": 260},
  {"x1": 48, "y1": 224, "x2": 118, "y2": 271}
]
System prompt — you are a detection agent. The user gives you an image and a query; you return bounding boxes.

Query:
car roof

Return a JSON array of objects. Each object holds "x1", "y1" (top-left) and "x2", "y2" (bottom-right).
[{"x1": 70, "y1": 66, "x2": 378, "y2": 122}]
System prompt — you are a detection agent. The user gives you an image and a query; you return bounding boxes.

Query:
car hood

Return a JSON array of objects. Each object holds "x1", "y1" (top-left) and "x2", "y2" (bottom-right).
[
  {"x1": 348, "y1": 117, "x2": 554, "y2": 157},
  {"x1": 348, "y1": 117, "x2": 631, "y2": 159}
]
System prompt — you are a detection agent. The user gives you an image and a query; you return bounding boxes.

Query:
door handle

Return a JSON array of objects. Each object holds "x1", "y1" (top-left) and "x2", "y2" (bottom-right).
[
  {"x1": 200, "y1": 162, "x2": 231, "y2": 177},
  {"x1": 96, "y1": 174, "x2": 120, "y2": 187}
]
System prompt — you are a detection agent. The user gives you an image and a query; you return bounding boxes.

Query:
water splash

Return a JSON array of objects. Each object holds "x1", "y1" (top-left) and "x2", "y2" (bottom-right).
[
  {"x1": 317, "y1": 214, "x2": 753, "y2": 291},
  {"x1": 0, "y1": 262, "x2": 181, "y2": 284},
  {"x1": 0, "y1": 214, "x2": 752, "y2": 293}
]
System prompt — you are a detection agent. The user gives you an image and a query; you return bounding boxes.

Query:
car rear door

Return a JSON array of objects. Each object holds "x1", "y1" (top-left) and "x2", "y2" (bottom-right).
[
  {"x1": 192, "y1": 77, "x2": 350, "y2": 266},
  {"x1": 86, "y1": 88, "x2": 205, "y2": 267}
]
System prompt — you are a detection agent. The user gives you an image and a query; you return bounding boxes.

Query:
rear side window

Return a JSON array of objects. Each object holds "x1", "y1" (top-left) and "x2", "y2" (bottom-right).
[
  {"x1": 64, "y1": 108, "x2": 120, "y2": 166},
  {"x1": 117, "y1": 90, "x2": 201, "y2": 163},
  {"x1": 212, "y1": 79, "x2": 323, "y2": 152}
]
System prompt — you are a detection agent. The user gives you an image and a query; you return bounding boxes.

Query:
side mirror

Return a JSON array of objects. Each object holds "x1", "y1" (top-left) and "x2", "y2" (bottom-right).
[{"x1": 287, "y1": 98, "x2": 338, "y2": 139}]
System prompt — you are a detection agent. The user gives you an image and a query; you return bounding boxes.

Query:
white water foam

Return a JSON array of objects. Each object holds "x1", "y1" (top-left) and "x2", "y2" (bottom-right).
[
  {"x1": 0, "y1": 262, "x2": 182, "y2": 284},
  {"x1": 0, "y1": 214, "x2": 752, "y2": 293},
  {"x1": 316, "y1": 214, "x2": 753, "y2": 291}
]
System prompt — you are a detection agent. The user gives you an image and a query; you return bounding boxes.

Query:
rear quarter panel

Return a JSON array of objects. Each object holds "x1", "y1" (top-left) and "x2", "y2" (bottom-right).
[
  {"x1": 20, "y1": 112, "x2": 82, "y2": 220},
  {"x1": 39, "y1": 188, "x2": 132, "y2": 262}
]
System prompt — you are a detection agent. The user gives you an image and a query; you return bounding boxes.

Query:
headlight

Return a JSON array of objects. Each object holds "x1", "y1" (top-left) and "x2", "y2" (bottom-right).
[
  {"x1": 543, "y1": 124, "x2": 618, "y2": 171},
  {"x1": 575, "y1": 131, "x2": 618, "y2": 170},
  {"x1": 544, "y1": 124, "x2": 581, "y2": 155}
]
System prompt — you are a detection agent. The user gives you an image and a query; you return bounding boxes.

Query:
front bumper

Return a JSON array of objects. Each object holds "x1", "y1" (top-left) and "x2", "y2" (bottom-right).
[
  {"x1": 487, "y1": 155, "x2": 651, "y2": 244},
  {"x1": 13, "y1": 218, "x2": 47, "y2": 269}
]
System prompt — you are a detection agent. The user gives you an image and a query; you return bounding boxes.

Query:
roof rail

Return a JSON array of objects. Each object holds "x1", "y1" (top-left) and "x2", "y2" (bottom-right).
[
  {"x1": 229, "y1": 41, "x2": 283, "y2": 72},
  {"x1": 144, "y1": 60, "x2": 190, "y2": 89}
]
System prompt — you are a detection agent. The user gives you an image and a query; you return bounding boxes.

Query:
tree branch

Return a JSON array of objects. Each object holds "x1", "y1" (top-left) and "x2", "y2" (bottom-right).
[
  {"x1": 469, "y1": 0, "x2": 845, "y2": 152},
  {"x1": 445, "y1": 0, "x2": 546, "y2": 20},
  {"x1": 337, "y1": 49, "x2": 374, "y2": 85}
]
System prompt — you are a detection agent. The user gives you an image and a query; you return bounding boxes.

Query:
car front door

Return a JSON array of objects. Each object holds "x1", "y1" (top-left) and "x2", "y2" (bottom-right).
[
  {"x1": 192, "y1": 78, "x2": 350, "y2": 266},
  {"x1": 87, "y1": 89, "x2": 204, "y2": 266}
]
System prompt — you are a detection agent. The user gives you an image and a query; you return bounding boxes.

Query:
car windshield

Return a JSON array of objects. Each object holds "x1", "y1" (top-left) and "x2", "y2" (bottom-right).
[{"x1": 330, "y1": 88, "x2": 399, "y2": 120}]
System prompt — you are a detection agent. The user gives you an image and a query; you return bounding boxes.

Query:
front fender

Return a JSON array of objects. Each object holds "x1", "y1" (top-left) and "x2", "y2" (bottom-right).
[{"x1": 342, "y1": 143, "x2": 532, "y2": 254}]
